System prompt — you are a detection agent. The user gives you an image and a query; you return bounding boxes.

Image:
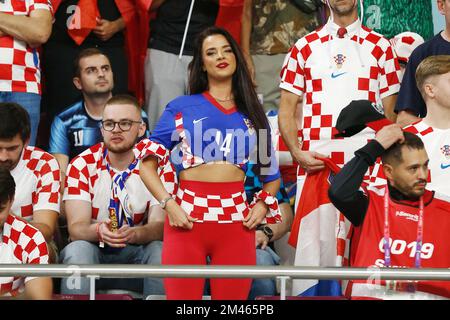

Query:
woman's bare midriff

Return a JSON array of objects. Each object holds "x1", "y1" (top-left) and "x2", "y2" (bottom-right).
[{"x1": 179, "y1": 162, "x2": 245, "y2": 182}]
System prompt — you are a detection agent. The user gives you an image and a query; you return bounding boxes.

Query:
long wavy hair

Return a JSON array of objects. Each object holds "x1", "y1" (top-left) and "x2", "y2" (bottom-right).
[{"x1": 188, "y1": 27, "x2": 273, "y2": 173}]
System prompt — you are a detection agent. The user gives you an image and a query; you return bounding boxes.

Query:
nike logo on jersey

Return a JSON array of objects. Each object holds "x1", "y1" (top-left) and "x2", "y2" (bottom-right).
[
  {"x1": 331, "y1": 72, "x2": 347, "y2": 79},
  {"x1": 441, "y1": 163, "x2": 450, "y2": 169},
  {"x1": 193, "y1": 117, "x2": 208, "y2": 124}
]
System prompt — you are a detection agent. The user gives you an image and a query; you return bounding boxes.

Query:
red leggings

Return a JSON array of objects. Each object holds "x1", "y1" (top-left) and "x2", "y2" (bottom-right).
[{"x1": 162, "y1": 181, "x2": 256, "y2": 300}]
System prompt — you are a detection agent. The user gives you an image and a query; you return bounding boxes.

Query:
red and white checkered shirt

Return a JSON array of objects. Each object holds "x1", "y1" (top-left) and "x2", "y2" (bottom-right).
[
  {"x1": 0, "y1": 0, "x2": 52, "y2": 94},
  {"x1": 267, "y1": 111, "x2": 298, "y2": 167},
  {"x1": 64, "y1": 143, "x2": 176, "y2": 224},
  {"x1": 280, "y1": 19, "x2": 401, "y2": 169},
  {"x1": 0, "y1": 214, "x2": 49, "y2": 297},
  {"x1": 176, "y1": 186, "x2": 250, "y2": 223},
  {"x1": 10, "y1": 146, "x2": 61, "y2": 220},
  {"x1": 369, "y1": 120, "x2": 450, "y2": 196}
]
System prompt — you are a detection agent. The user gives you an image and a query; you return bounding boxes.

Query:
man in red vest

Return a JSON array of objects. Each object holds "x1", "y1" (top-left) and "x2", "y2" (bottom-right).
[{"x1": 329, "y1": 124, "x2": 450, "y2": 299}]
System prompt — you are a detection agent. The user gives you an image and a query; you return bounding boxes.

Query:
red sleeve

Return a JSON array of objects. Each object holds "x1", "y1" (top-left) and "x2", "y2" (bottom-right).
[
  {"x1": 215, "y1": 0, "x2": 244, "y2": 44},
  {"x1": 115, "y1": 0, "x2": 152, "y2": 104},
  {"x1": 115, "y1": 0, "x2": 136, "y2": 26},
  {"x1": 50, "y1": 0, "x2": 62, "y2": 13}
]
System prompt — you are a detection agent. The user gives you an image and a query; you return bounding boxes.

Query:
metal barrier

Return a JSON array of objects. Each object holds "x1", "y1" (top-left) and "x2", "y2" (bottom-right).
[{"x1": 2, "y1": 265, "x2": 449, "y2": 300}]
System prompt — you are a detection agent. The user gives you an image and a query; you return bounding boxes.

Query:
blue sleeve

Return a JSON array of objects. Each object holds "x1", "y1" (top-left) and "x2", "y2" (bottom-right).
[
  {"x1": 149, "y1": 102, "x2": 180, "y2": 150},
  {"x1": 394, "y1": 49, "x2": 426, "y2": 116},
  {"x1": 140, "y1": 109, "x2": 150, "y2": 138},
  {"x1": 48, "y1": 116, "x2": 70, "y2": 156}
]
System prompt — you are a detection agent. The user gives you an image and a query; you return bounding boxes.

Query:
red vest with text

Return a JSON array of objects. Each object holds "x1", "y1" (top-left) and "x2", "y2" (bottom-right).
[{"x1": 350, "y1": 187, "x2": 450, "y2": 298}]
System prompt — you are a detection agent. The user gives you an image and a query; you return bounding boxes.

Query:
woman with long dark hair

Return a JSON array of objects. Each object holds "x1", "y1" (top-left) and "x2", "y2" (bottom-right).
[{"x1": 138, "y1": 26, "x2": 281, "y2": 300}]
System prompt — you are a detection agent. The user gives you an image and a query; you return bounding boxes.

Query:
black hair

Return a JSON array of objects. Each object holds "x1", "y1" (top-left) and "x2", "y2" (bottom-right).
[
  {"x1": 188, "y1": 27, "x2": 273, "y2": 175},
  {"x1": 381, "y1": 132, "x2": 425, "y2": 165},
  {"x1": 0, "y1": 168, "x2": 15, "y2": 208},
  {"x1": 0, "y1": 102, "x2": 31, "y2": 142}
]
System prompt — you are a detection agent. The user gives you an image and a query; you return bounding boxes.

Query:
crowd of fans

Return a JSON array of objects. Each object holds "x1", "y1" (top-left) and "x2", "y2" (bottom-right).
[{"x1": 0, "y1": 0, "x2": 449, "y2": 300}]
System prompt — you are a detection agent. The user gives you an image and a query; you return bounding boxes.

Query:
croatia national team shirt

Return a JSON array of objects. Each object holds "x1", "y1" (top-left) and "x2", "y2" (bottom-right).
[
  {"x1": 10, "y1": 146, "x2": 61, "y2": 220},
  {"x1": 64, "y1": 143, "x2": 176, "y2": 224},
  {"x1": 266, "y1": 109, "x2": 297, "y2": 168},
  {"x1": 49, "y1": 101, "x2": 150, "y2": 161},
  {"x1": 0, "y1": 214, "x2": 49, "y2": 297},
  {"x1": 349, "y1": 187, "x2": 450, "y2": 299},
  {"x1": 0, "y1": 0, "x2": 52, "y2": 94},
  {"x1": 140, "y1": 92, "x2": 280, "y2": 183},
  {"x1": 369, "y1": 120, "x2": 450, "y2": 196},
  {"x1": 280, "y1": 19, "x2": 401, "y2": 168}
]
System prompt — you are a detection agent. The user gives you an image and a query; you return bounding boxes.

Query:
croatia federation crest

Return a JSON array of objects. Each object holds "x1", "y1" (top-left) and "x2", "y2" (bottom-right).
[
  {"x1": 441, "y1": 145, "x2": 450, "y2": 160},
  {"x1": 334, "y1": 54, "x2": 346, "y2": 69}
]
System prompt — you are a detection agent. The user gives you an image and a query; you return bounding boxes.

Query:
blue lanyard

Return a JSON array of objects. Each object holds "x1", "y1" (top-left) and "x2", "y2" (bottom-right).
[{"x1": 103, "y1": 148, "x2": 138, "y2": 228}]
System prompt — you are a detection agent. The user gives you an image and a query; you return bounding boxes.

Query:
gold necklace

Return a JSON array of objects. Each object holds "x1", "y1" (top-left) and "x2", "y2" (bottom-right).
[{"x1": 210, "y1": 93, "x2": 234, "y2": 102}]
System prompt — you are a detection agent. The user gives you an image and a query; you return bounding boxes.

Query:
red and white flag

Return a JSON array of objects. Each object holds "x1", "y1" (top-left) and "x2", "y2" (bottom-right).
[{"x1": 289, "y1": 158, "x2": 352, "y2": 296}]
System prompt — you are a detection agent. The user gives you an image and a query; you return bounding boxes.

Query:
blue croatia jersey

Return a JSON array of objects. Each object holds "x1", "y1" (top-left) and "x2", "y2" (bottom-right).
[
  {"x1": 49, "y1": 101, "x2": 150, "y2": 160},
  {"x1": 151, "y1": 92, "x2": 280, "y2": 183}
]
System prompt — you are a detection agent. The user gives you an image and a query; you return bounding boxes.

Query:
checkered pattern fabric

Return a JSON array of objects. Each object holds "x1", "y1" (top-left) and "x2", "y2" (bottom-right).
[
  {"x1": 135, "y1": 138, "x2": 177, "y2": 195},
  {"x1": 249, "y1": 190, "x2": 282, "y2": 224},
  {"x1": 174, "y1": 112, "x2": 205, "y2": 169},
  {"x1": 0, "y1": 0, "x2": 52, "y2": 94},
  {"x1": 10, "y1": 146, "x2": 60, "y2": 220},
  {"x1": 280, "y1": 20, "x2": 401, "y2": 174},
  {"x1": 0, "y1": 214, "x2": 48, "y2": 297},
  {"x1": 64, "y1": 143, "x2": 176, "y2": 223},
  {"x1": 135, "y1": 138, "x2": 170, "y2": 163},
  {"x1": 175, "y1": 185, "x2": 250, "y2": 223},
  {"x1": 369, "y1": 120, "x2": 450, "y2": 196}
]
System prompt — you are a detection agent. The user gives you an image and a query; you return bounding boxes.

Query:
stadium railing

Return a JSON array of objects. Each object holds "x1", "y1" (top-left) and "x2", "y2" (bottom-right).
[{"x1": 1, "y1": 265, "x2": 449, "y2": 300}]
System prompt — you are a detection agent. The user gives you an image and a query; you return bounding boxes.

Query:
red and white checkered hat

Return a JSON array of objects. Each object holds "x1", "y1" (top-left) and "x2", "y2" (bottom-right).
[{"x1": 390, "y1": 32, "x2": 425, "y2": 64}]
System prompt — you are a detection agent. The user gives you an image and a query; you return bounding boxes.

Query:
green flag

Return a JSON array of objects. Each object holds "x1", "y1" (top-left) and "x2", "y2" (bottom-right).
[{"x1": 363, "y1": 0, "x2": 433, "y2": 40}]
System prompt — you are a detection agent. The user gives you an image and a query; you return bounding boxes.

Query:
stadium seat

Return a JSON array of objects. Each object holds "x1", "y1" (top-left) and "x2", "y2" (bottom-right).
[
  {"x1": 98, "y1": 289, "x2": 143, "y2": 299},
  {"x1": 53, "y1": 293, "x2": 134, "y2": 300},
  {"x1": 146, "y1": 295, "x2": 212, "y2": 300},
  {"x1": 349, "y1": 296, "x2": 383, "y2": 300},
  {"x1": 255, "y1": 295, "x2": 348, "y2": 300}
]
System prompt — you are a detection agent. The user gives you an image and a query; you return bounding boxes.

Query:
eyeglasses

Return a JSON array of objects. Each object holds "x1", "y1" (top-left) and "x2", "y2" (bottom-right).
[{"x1": 101, "y1": 120, "x2": 142, "y2": 132}]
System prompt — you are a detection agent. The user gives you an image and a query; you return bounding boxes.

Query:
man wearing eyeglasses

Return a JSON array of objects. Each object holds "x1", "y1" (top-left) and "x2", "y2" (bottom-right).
[
  {"x1": 60, "y1": 95, "x2": 175, "y2": 297},
  {"x1": 49, "y1": 48, "x2": 149, "y2": 199},
  {"x1": 48, "y1": 48, "x2": 150, "y2": 251}
]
